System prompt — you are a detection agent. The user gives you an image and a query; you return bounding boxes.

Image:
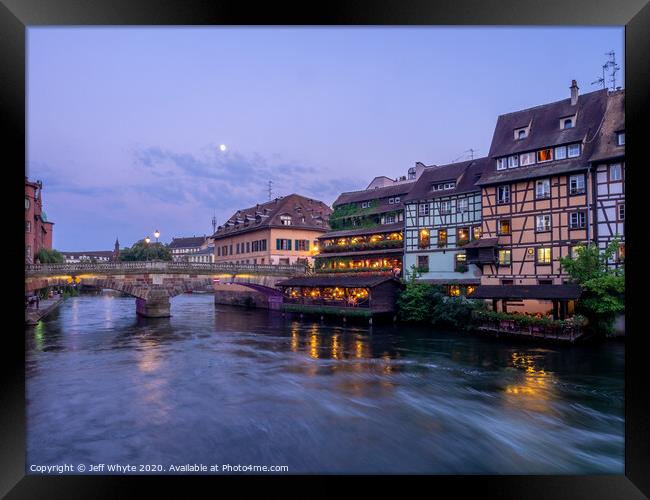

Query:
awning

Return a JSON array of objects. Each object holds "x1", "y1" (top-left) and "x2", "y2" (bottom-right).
[
  {"x1": 277, "y1": 275, "x2": 401, "y2": 288},
  {"x1": 463, "y1": 238, "x2": 499, "y2": 249},
  {"x1": 470, "y1": 284, "x2": 582, "y2": 300}
]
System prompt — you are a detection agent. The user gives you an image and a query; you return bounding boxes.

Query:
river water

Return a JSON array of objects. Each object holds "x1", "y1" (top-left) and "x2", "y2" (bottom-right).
[{"x1": 26, "y1": 293, "x2": 624, "y2": 474}]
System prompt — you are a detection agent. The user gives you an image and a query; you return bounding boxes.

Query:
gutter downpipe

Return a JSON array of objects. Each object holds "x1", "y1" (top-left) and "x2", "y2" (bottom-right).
[{"x1": 586, "y1": 162, "x2": 592, "y2": 243}]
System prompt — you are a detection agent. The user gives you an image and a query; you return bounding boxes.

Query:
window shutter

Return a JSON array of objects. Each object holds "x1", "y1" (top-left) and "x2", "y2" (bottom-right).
[
  {"x1": 288, "y1": 239, "x2": 292, "y2": 250},
  {"x1": 276, "y1": 239, "x2": 281, "y2": 250}
]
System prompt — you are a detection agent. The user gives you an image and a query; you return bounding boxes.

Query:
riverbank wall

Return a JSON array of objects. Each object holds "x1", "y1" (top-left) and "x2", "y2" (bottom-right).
[{"x1": 25, "y1": 296, "x2": 64, "y2": 325}]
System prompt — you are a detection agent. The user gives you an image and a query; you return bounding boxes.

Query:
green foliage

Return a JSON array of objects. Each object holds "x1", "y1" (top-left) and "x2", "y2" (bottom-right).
[
  {"x1": 472, "y1": 310, "x2": 587, "y2": 329},
  {"x1": 120, "y1": 240, "x2": 172, "y2": 262},
  {"x1": 431, "y1": 296, "x2": 486, "y2": 329},
  {"x1": 36, "y1": 248, "x2": 64, "y2": 263},
  {"x1": 560, "y1": 238, "x2": 624, "y2": 334},
  {"x1": 319, "y1": 239, "x2": 403, "y2": 253},
  {"x1": 396, "y1": 266, "x2": 444, "y2": 322},
  {"x1": 282, "y1": 303, "x2": 372, "y2": 318}
]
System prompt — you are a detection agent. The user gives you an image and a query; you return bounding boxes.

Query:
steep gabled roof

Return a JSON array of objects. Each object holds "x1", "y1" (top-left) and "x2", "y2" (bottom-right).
[
  {"x1": 589, "y1": 89, "x2": 625, "y2": 163},
  {"x1": 168, "y1": 236, "x2": 207, "y2": 249},
  {"x1": 488, "y1": 88, "x2": 608, "y2": 159},
  {"x1": 213, "y1": 193, "x2": 332, "y2": 240},
  {"x1": 333, "y1": 181, "x2": 417, "y2": 207}
]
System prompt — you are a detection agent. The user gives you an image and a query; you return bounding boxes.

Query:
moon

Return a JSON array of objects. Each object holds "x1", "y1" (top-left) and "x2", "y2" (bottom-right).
[{"x1": 219, "y1": 144, "x2": 227, "y2": 152}]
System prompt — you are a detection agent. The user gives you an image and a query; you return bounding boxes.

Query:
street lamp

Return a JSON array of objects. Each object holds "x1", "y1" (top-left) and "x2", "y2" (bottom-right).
[
  {"x1": 154, "y1": 230, "x2": 160, "y2": 242},
  {"x1": 145, "y1": 236, "x2": 151, "y2": 244}
]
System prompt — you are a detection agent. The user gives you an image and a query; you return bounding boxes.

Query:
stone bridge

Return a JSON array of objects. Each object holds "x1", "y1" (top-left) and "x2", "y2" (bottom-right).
[{"x1": 25, "y1": 261, "x2": 307, "y2": 317}]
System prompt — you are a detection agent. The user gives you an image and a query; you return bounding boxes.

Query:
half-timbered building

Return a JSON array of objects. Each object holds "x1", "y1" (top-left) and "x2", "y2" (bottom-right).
[
  {"x1": 402, "y1": 157, "x2": 491, "y2": 295},
  {"x1": 589, "y1": 89, "x2": 625, "y2": 265},
  {"x1": 467, "y1": 82, "x2": 609, "y2": 316}
]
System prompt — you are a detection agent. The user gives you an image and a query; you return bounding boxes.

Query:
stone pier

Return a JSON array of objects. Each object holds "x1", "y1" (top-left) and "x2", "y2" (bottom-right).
[{"x1": 136, "y1": 289, "x2": 171, "y2": 318}]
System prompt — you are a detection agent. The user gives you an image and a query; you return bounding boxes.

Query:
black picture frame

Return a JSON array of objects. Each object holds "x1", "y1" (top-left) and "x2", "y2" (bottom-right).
[{"x1": 2, "y1": 0, "x2": 648, "y2": 496}]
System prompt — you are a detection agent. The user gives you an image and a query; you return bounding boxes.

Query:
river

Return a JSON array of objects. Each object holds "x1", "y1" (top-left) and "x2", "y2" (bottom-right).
[{"x1": 26, "y1": 292, "x2": 624, "y2": 474}]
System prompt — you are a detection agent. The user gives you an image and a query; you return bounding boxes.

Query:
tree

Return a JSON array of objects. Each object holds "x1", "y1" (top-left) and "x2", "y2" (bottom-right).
[
  {"x1": 119, "y1": 240, "x2": 172, "y2": 261},
  {"x1": 560, "y1": 238, "x2": 624, "y2": 335},
  {"x1": 36, "y1": 248, "x2": 64, "y2": 263},
  {"x1": 396, "y1": 266, "x2": 445, "y2": 323}
]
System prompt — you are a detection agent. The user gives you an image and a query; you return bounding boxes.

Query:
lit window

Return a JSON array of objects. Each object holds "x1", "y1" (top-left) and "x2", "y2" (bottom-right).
[
  {"x1": 439, "y1": 200, "x2": 451, "y2": 215},
  {"x1": 437, "y1": 229, "x2": 448, "y2": 247},
  {"x1": 497, "y1": 185, "x2": 510, "y2": 204},
  {"x1": 498, "y1": 250, "x2": 511, "y2": 266},
  {"x1": 498, "y1": 219, "x2": 511, "y2": 235},
  {"x1": 610, "y1": 163, "x2": 622, "y2": 181},
  {"x1": 618, "y1": 244, "x2": 625, "y2": 261},
  {"x1": 568, "y1": 143, "x2": 581, "y2": 158},
  {"x1": 508, "y1": 155, "x2": 519, "y2": 168},
  {"x1": 536, "y1": 214, "x2": 551, "y2": 232},
  {"x1": 472, "y1": 225, "x2": 482, "y2": 240},
  {"x1": 497, "y1": 158, "x2": 507, "y2": 170},
  {"x1": 618, "y1": 203, "x2": 625, "y2": 221},
  {"x1": 457, "y1": 199, "x2": 468, "y2": 213},
  {"x1": 535, "y1": 179, "x2": 550, "y2": 198},
  {"x1": 418, "y1": 229, "x2": 430, "y2": 249},
  {"x1": 570, "y1": 212, "x2": 586, "y2": 229},
  {"x1": 555, "y1": 145, "x2": 567, "y2": 160},
  {"x1": 569, "y1": 174, "x2": 585, "y2": 195},
  {"x1": 520, "y1": 152, "x2": 536, "y2": 166},
  {"x1": 457, "y1": 227, "x2": 469, "y2": 245},
  {"x1": 418, "y1": 203, "x2": 429, "y2": 216},
  {"x1": 537, "y1": 149, "x2": 553, "y2": 162},
  {"x1": 562, "y1": 118, "x2": 573, "y2": 129},
  {"x1": 537, "y1": 247, "x2": 552, "y2": 264},
  {"x1": 617, "y1": 132, "x2": 625, "y2": 146},
  {"x1": 449, "y1": 285, "x2": 461, "y2": 296}
]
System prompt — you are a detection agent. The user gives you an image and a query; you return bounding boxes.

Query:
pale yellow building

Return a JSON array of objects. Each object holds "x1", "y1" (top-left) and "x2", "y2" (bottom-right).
[{"x1": 212, "y1": 194, "x2": 332, "y2": 265}]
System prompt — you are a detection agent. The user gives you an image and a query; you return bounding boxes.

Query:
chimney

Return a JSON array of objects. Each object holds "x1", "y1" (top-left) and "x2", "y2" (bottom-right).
[{"x1": 570, "y1": 80, "x2": 579, "y2": 106}]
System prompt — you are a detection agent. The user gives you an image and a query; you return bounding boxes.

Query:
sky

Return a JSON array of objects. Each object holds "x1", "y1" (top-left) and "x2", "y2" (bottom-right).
[{"x1": 27, "y1": 27, "x2": 624, "y2": 251}]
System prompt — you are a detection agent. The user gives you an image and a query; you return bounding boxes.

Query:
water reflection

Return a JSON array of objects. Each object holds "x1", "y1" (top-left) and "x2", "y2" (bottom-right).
[{"x1": 26, "y1": 293, "x2": 625, "y2": 474}]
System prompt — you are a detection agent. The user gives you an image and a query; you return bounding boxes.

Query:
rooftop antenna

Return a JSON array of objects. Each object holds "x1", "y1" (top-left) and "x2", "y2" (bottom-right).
[
  {"x1": 211, "y1": 210, "x2": 217, "y2": 233},
  {"x1": 267, "y1": 180, "x2": 273, "y2": 201},
  {"x1": 604, "y1": 51, "x2": 620, "y2": 91},
  {"x1": 452, "y1": 148, "x2": 478, "y2": 163}
]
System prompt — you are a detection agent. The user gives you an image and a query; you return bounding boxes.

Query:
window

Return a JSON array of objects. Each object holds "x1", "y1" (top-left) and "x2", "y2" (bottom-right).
[
  {"x1": 384, "y1": 214, "x2": 395, "y2": 224},
  {"x1": 537, "y1": 149, "x2": 553, "y2": 162},
  {"x1": 501, "y1": 279, "x2": 514, "y2": 285},
  {"x1": 617, "y1": 203, "x2": 625, "y2": 221},
  {"x1": 408, "y1": 167, "x2": 417, "y2": 180},
  {"x1": 444, "y1": 182, "x2": 456, "y2": 189},
  {"x1": 537, "y1": 247, "x2": 552, "y2": 264},
  {"x1": 519, "y1": 152, "x2": 536, "y2": 166},
  {"x1": 295, "y1": 240, "x2": 309, "y2": 251},
  {"x1": 568, "y1": 143, "x2": 581, "y2": 158},
  {"x1": 26, "y1": 245, "x2": 32, "y2": 259},
  {"x1": 498, "y1": 219, "x2": 511, "y2": 235},
  {"x1": 457, "y1": 198, "x2": 468, "y2": 213},
  {"x1": 618, "y1": 244, "x2": 625, "y2": 262},
  {"x1": 280, "y1": 215, "x2": 292, "y2": 225},
  {"x1": 498, "y1": 250, "x2": 511, "y2": 266},
  {"x1": 570, "y1": 244, "x2": 585, "y2": 259},
  {"x1": 617, "y1": 132, "x2": 625, "y2": 146},
  {"x1": 388, "y1": 197, "x2": 395, "y2": 204},
  {"x1": 538, "y1": 279, "x2": 553, "y2": 285},
  {"x1": 536, "y1": 214, "x2": 551, "y2": 232},
  {"x1": 497, "y1": 158, "x2": 507, "y2": 170},
  {"x1": 361, "y1": 201, "x2": 369, "y2": 209},
  {"x1": 569, "y1": 174, "x2": 585, "y2": 195},
  {"x1": 472, "y1": 225, "x2": 482, "y2": 240},
  {"x1": 25, "y1": 221, "x2": 31, "y2": 233},
  {"x1": 276, "y1": 239, "x2": 292, "y2": 250},
  {"x1": 569, "y1": 211, "x2": 586, "y2": 229},
  {"x1": 25, "y1": 197, "x2": 30, "y2": 210},
  {"x1": 418, "y1": 203, "x2": 429, "y2": 216},
  {"x1": 217, "y1": 247, "x2": 221, "y2": 257},
  {"x1": 418, "y1": 229, "x2": 430, "y2": 249},
  {"x1": 562, "y1": 118, "x2": 573, "y2": 129},
  {"x1": 610, "y1": 163, "x2": 622, "y2": 181},
  {"x1": 246, "y1": 242, "x2": 250, "y2": 253},
  {"x1": 439, "y1": 200, "x2": 451, "y2": 215},
  {"x1": 535, "y1": 179, "x2": 550, "y2": 198},
  {"x1": 497, "y1": 185, "x2": 510, "y2": 204},
  {"x1": 417, "y1": 255, "x2": 429, "y2": 272},
  {"x1": 437, "y1": 229, "x2": 448, "y2": 247},
  {"x1": 394, "y1": 197, "x2": 400, "y2": 204},
  {"x1": 515, "y1": 128, "x2": 528, "y2": 139},
  {"x1": 455, "y1": 253, "x2": 467, "y2": 272},
  {"x1": 457, "y1": 227, "x2": 470, "y2": 246},
  {"x1": 508, "y1": 155, "x2": 519, "y2": 168},
  {"x1": 555, "y1": 145, "x2": 567, "y2": 160}
]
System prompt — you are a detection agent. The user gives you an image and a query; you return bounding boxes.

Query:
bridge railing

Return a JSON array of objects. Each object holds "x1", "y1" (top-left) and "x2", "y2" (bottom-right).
[{"x1": 26, "y1": 260, "x2": 310, "y2": 276}]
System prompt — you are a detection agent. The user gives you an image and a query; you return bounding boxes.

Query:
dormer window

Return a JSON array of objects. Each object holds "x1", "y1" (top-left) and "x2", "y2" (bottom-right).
[
  {"x1": 361, "y1": 201, "x2": 369, "y2": 208},
  {"x1": 617, "y1": 131, "x2": 625, "y2": 146},
  {"x1": 519, "y1": 152, "x2": 536, "y2": 166},
  {"x1": 280, "y1": 215, "x2": 292, "y2": 226},
  {"x1": 561, "y1": 117, "x2": 574, "y2": 129},
  {"x1": 394, "y1": 196, "x2": 400, "y2": 204},
  {"x1": 408, "y1": 167, "x2": 416, "y2": 180},
  {"x1": 388, "y1": 197, "x2": 395, "y2": 204},
  {"x1": 515, "y1": 127, "x2": 528, "y2": 140},
  {"x1": 497, "y1": 158, "x2": 507, "y2": 170},
  {"x1": 537, "y1": 148, "x2": 553, "y2": 163}
]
